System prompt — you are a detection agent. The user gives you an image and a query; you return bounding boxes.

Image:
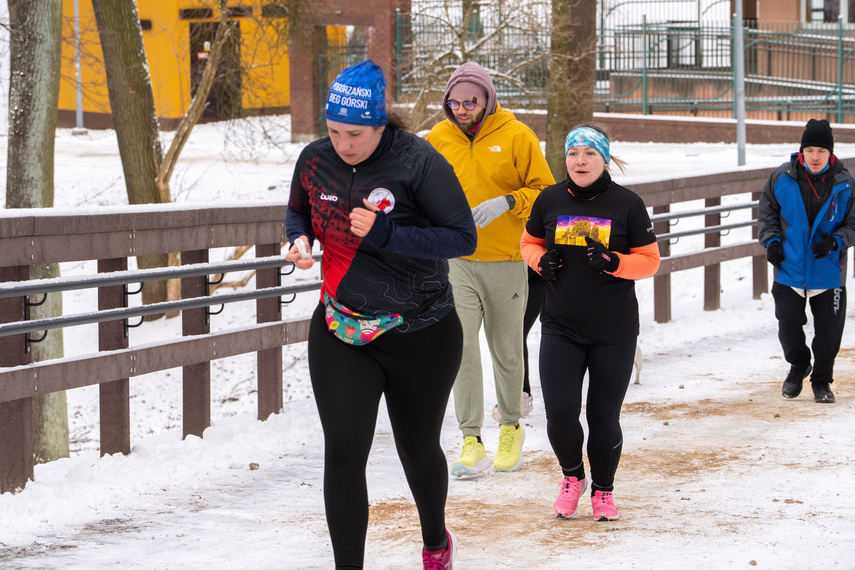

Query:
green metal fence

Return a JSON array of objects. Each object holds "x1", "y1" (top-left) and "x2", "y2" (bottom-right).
[
  {"x1": 318, "y1": 44, "x2": 368, "y2": 133},
  {"x1": 395, "y1": 1, "x2": 855, "y2": 124}
]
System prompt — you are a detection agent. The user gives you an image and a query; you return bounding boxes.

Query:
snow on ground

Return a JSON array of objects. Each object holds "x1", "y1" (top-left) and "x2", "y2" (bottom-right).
[{"x1": 1, "y1": 118, "x2": 855, "y2": 568}]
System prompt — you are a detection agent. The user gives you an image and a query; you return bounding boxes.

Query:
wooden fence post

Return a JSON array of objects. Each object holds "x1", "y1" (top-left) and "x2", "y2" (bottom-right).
[
  {"x1": 704, "y1": 197, "x2": 721, "y2": 311},
  {"x1": 752, "y1": 191, "x2": 768, "y2": 298},
  {"x1": 653, "y1": 205, "x2": 671, "y2": 323},
  {"x1": 0, "y1": 265, "x2": 33, "y2": 493},
  {"x1": 182, "y1": 249, "x2": 211, "y2": 439},
  {"x1": 256, "y1": 243, "x2": 283, "y2": 421},
  {"x1": 98, "y1": 258, "x2": 131, "y2": 456}
]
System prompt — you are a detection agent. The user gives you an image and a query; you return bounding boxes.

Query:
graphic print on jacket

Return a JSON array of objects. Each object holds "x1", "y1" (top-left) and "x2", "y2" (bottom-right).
[
  {"x1": 556, "y1": 216, "x2": 612, "y2": 246},
  {"x1": 287, "y1": 129, "x2": 474, "y2": 333},
  {"x1": 297, "y1": 154, "x2": 360, "y2": 299}
]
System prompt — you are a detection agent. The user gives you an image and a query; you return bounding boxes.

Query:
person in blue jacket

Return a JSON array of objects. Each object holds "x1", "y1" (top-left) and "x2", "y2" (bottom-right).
[{"x1": 759, "y1": 119, "x2": 855, "y2": 403}]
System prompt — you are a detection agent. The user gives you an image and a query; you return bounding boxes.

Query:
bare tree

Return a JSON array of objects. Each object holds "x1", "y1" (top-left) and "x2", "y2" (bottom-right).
[
  {"x1": 67, "y1": 1, "x2": 320, "y2": 298},
  {"x1": 90, "y1": 0, "x2": 246, "y2": 310},
  {"x1": 545, "y1": 0, "x2": 597, "y2": 178},
  {"x1": 5, "y1": 0, "x2": 69, "y2": 463},
  {"x1": 156, "y1": 0, "x2": 233, "y2": 200},
  {"x1": 91, "y1": 0, "x2": 169, "y2": 310},
  {"x1": 398, "y1": 0, "x2": 551, "y2": 132}
]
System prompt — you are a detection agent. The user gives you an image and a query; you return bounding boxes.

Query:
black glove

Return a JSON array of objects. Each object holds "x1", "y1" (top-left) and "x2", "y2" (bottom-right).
[
  {"x1": 766, "y1": 241, "x2": 784, "y2": 267},
  {"x1": 811, "y1": 233, "x2": 838, "y2": 259},
  {"x1": 585, "y1": 236, "x2": 619, "y2": 272},
  {"x1": 538, "y1": 249, "x2": 563, "y2": 281}
]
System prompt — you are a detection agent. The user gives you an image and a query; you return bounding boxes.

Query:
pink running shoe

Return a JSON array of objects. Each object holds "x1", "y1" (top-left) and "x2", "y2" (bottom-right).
[
  {"x1": 423, "y1": 529, "x2": 456, "y2": 570},
  {"x1": 553, "y1": 476, "x2": 588, "y2": 518},
  {"x1": 592, "y1": 490, "x2": 620, "y2": 521}
]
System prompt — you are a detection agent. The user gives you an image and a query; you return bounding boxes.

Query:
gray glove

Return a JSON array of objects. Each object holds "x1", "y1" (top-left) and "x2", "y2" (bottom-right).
[{"x1": 471, "y1": 196, "x2": 511, "y2": 228}]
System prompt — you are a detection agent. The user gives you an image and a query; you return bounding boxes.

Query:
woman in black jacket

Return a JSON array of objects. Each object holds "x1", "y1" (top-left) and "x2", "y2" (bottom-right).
[
  {"x1": 521, "y1": 123, "x2": 660, "y2": 522},
  {"x1": 285, "y1": 60, "x2": 475, "y2": 570}
]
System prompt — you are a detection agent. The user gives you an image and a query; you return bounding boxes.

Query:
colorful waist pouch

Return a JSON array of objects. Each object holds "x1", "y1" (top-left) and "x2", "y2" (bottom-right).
[
  {"x1": 323, "y1": 286, "x2": 447, "y2": 346},
  {"x1": 324, "y1": 292, "x2": 403, "y2": 346}
]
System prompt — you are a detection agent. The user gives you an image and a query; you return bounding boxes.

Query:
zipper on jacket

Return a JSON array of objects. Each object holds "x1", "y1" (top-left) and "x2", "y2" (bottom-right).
[{"x1": 348, "y1": 166, "x2": 356, "y2": 211}]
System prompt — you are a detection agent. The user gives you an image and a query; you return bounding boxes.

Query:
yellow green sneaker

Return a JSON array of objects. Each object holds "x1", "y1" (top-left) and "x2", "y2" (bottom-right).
[
  {"x1": 450, "y1": 436, "x2": 491, "y2": 477},
  {"x1": 493, "y1": 424, "x2": 525, "y2": 472}
]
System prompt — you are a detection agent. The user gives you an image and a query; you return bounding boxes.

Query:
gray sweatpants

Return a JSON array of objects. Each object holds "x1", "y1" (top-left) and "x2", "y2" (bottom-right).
[{"x1": 449, "y1": 258, "x2": 528, "y2": 437}]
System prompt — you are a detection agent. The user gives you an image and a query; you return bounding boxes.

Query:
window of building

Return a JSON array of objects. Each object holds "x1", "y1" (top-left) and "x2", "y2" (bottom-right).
[
  {"x1": 806, "y1": 0, "x2": 855, "y2": 23},
  {"x1": 262, "y1": 3, "x2": 288, "y2": 18}
]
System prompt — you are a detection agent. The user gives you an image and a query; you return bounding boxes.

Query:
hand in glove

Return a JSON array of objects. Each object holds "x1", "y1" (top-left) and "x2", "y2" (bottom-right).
[
  {"x1": 585, "y1": 236, "x2": 620, "y2": 272},
  {"x1": 766, "y1": 241, "x2": 784, "y2": 267},
  {"x1": 538, "y1": 249, "x2": 563, "y2": 281},
  {"x1": 811, "y1": 233, "x2": 839, "y2": 259},
  {"x1": 471, "y1": 196, "x2": 511, "y2": 228}
]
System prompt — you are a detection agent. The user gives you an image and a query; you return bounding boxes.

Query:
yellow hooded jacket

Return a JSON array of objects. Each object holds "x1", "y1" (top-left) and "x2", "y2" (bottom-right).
[{"x1": 426, "y1": 104, "x2": 554, "y2": 261}]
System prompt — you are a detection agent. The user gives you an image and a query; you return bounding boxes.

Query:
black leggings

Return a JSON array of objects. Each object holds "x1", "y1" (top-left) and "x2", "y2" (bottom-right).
[
  {"x1": 538, "y1": 334, "x2": 636, "y2": 493},
  {"x1": 308, "y1": 304, "x2": 462, "y2": 569},
  {"x1": 772, "y1": 282, "x2": 846, "y2": 384},
  {"x1": 523, "y1": 266, "x2": 547, "y2": 394}
]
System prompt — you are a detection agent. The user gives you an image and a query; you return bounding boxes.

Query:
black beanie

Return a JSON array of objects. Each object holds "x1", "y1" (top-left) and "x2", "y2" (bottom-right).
[{"x1": 800, "y1": 119, "x2": 834, "y2": 153}]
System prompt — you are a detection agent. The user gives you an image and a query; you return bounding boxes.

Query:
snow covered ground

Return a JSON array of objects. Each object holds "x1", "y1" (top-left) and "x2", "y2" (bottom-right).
[{"x1": 1, "y1": 117, "x2": 855, "y2": 569}]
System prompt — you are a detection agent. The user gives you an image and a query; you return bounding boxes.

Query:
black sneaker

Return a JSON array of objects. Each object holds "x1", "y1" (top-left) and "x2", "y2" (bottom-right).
[
  {"x1": 812, "y1": 382, "x2": 836, "y2": 403},
  {"x1": 782, "y1": 364, "x2": 812, "y2": 398}
]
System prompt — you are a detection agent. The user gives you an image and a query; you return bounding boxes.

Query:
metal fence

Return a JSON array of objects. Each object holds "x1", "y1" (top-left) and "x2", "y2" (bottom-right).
[
  {"x1": 394, "y1": 0, "x2": 855, "y2": 124},
  {"x1": 318, "y1": 44, "x2": 368, "y2": 134}
]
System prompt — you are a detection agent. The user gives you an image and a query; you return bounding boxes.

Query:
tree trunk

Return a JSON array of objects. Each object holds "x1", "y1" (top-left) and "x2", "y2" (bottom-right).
[
  {"x1": 6, "y1": 0, "x2": 70, "y2": 463},
  {"x1": 546, "y1": 0, "x2": 597, "y2": 179},
  {"x1": 91, "y1": 0, "x2": 168, "y2": 313},
  {"x1": 30, "y1": 263, "x2": 69, "y2": 462}
]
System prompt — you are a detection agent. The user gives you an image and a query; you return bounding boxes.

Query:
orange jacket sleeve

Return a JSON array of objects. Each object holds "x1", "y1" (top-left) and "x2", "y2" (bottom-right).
[
  {"x1": 611, "y1": 242, "x2": 660, "y2": 280},
  {"x1": 520, "y1": 230, "x2": 546, "y2": 274}
]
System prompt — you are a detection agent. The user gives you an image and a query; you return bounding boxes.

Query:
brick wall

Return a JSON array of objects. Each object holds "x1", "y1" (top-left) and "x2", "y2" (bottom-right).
[
  {"x1": 289, "y1": 0, "x2": 409, "y2": 142},
  {"x1": 510, "y1": 111, "x2": 855, "y2": 145}
]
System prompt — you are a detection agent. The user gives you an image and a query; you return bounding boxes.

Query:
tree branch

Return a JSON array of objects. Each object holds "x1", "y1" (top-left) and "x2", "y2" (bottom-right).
[{"x1": 155, "y1": 0, "x2": 231, "y2": 202}]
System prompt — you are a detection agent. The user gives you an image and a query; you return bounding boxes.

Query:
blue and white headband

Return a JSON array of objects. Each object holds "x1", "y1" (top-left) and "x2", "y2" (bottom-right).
[{"x1": 564, "y1": 127, "x2": 610, "y2": 163}]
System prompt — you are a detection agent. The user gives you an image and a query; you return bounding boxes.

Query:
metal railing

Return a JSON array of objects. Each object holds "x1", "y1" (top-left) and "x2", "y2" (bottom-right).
[
  {"x1": 6, "y1": 159, "x2": 848, "y2": 492},
  {"x1": 0, "y1": 202, "x2": 312, "y2": 494},
  {"x1": 0, "y1": 255, "x2": 322, "y2": 337}
]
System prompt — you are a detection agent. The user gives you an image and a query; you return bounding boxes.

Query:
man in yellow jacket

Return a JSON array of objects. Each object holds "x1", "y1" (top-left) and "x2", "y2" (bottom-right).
[{"x1": 426, "y1": 62, "x2": 554, "y2": 477}]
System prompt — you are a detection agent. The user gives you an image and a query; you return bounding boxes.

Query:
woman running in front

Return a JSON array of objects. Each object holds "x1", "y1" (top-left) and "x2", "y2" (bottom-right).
[
  {"x1": 520, "y1": 123, "x2": 660, "y2": 521},
  {"x1": 285, "y1": 60, "x2": 475, "y2": 569}
]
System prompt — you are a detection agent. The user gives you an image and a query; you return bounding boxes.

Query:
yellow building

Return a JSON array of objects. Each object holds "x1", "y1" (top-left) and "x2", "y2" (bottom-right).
[{"x1": 58, "y1": 0, "x2": 344, "y2": 129}]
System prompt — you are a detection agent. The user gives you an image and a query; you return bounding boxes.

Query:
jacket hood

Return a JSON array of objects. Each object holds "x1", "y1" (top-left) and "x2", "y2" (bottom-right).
[{"x1": 442, "y1": 62, "x2": 498, "y2": 124}]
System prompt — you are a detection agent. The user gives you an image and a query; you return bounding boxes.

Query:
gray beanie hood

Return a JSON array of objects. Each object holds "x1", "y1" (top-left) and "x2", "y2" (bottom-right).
[{"x1": 442, "y1": 62, "x2": 498, "y2": 123}]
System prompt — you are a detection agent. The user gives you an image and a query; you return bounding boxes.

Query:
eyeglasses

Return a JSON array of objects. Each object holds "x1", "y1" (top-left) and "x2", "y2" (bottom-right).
[{"x1": 447, "y1": 100, "x2": 477, "y2": 111}]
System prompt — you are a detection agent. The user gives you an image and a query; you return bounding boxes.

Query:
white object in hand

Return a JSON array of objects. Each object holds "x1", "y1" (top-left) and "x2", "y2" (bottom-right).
[{"x1": 295, "y1": 239, "x2": 312, "y2": 259}]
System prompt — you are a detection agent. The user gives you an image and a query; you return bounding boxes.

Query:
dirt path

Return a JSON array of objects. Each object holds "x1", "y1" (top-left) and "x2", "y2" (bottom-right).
[
  {"x1": 361, "y1": 345, "x2": 855, "y2": 568},
  {"x1": 3, "y1": 323, "x2": 854, "y2": 569}
]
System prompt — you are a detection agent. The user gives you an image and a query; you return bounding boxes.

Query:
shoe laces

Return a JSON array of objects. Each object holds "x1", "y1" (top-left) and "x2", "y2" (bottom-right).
[
  {"x1": 422, "y1": 549, "x2": 448, "y2": 570},
  {"x1": 460, "y1": 438, "x2": 481, "y2": 457},
  {"x1": 497, "y1": 425, "x2": 516, "y2": 453},
  {"x1": 594, "y1": 491, "x2": 614, "y2": 506},
  {"x1": 560, "y1": 477, "x2": 584, "y2": 496}
]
